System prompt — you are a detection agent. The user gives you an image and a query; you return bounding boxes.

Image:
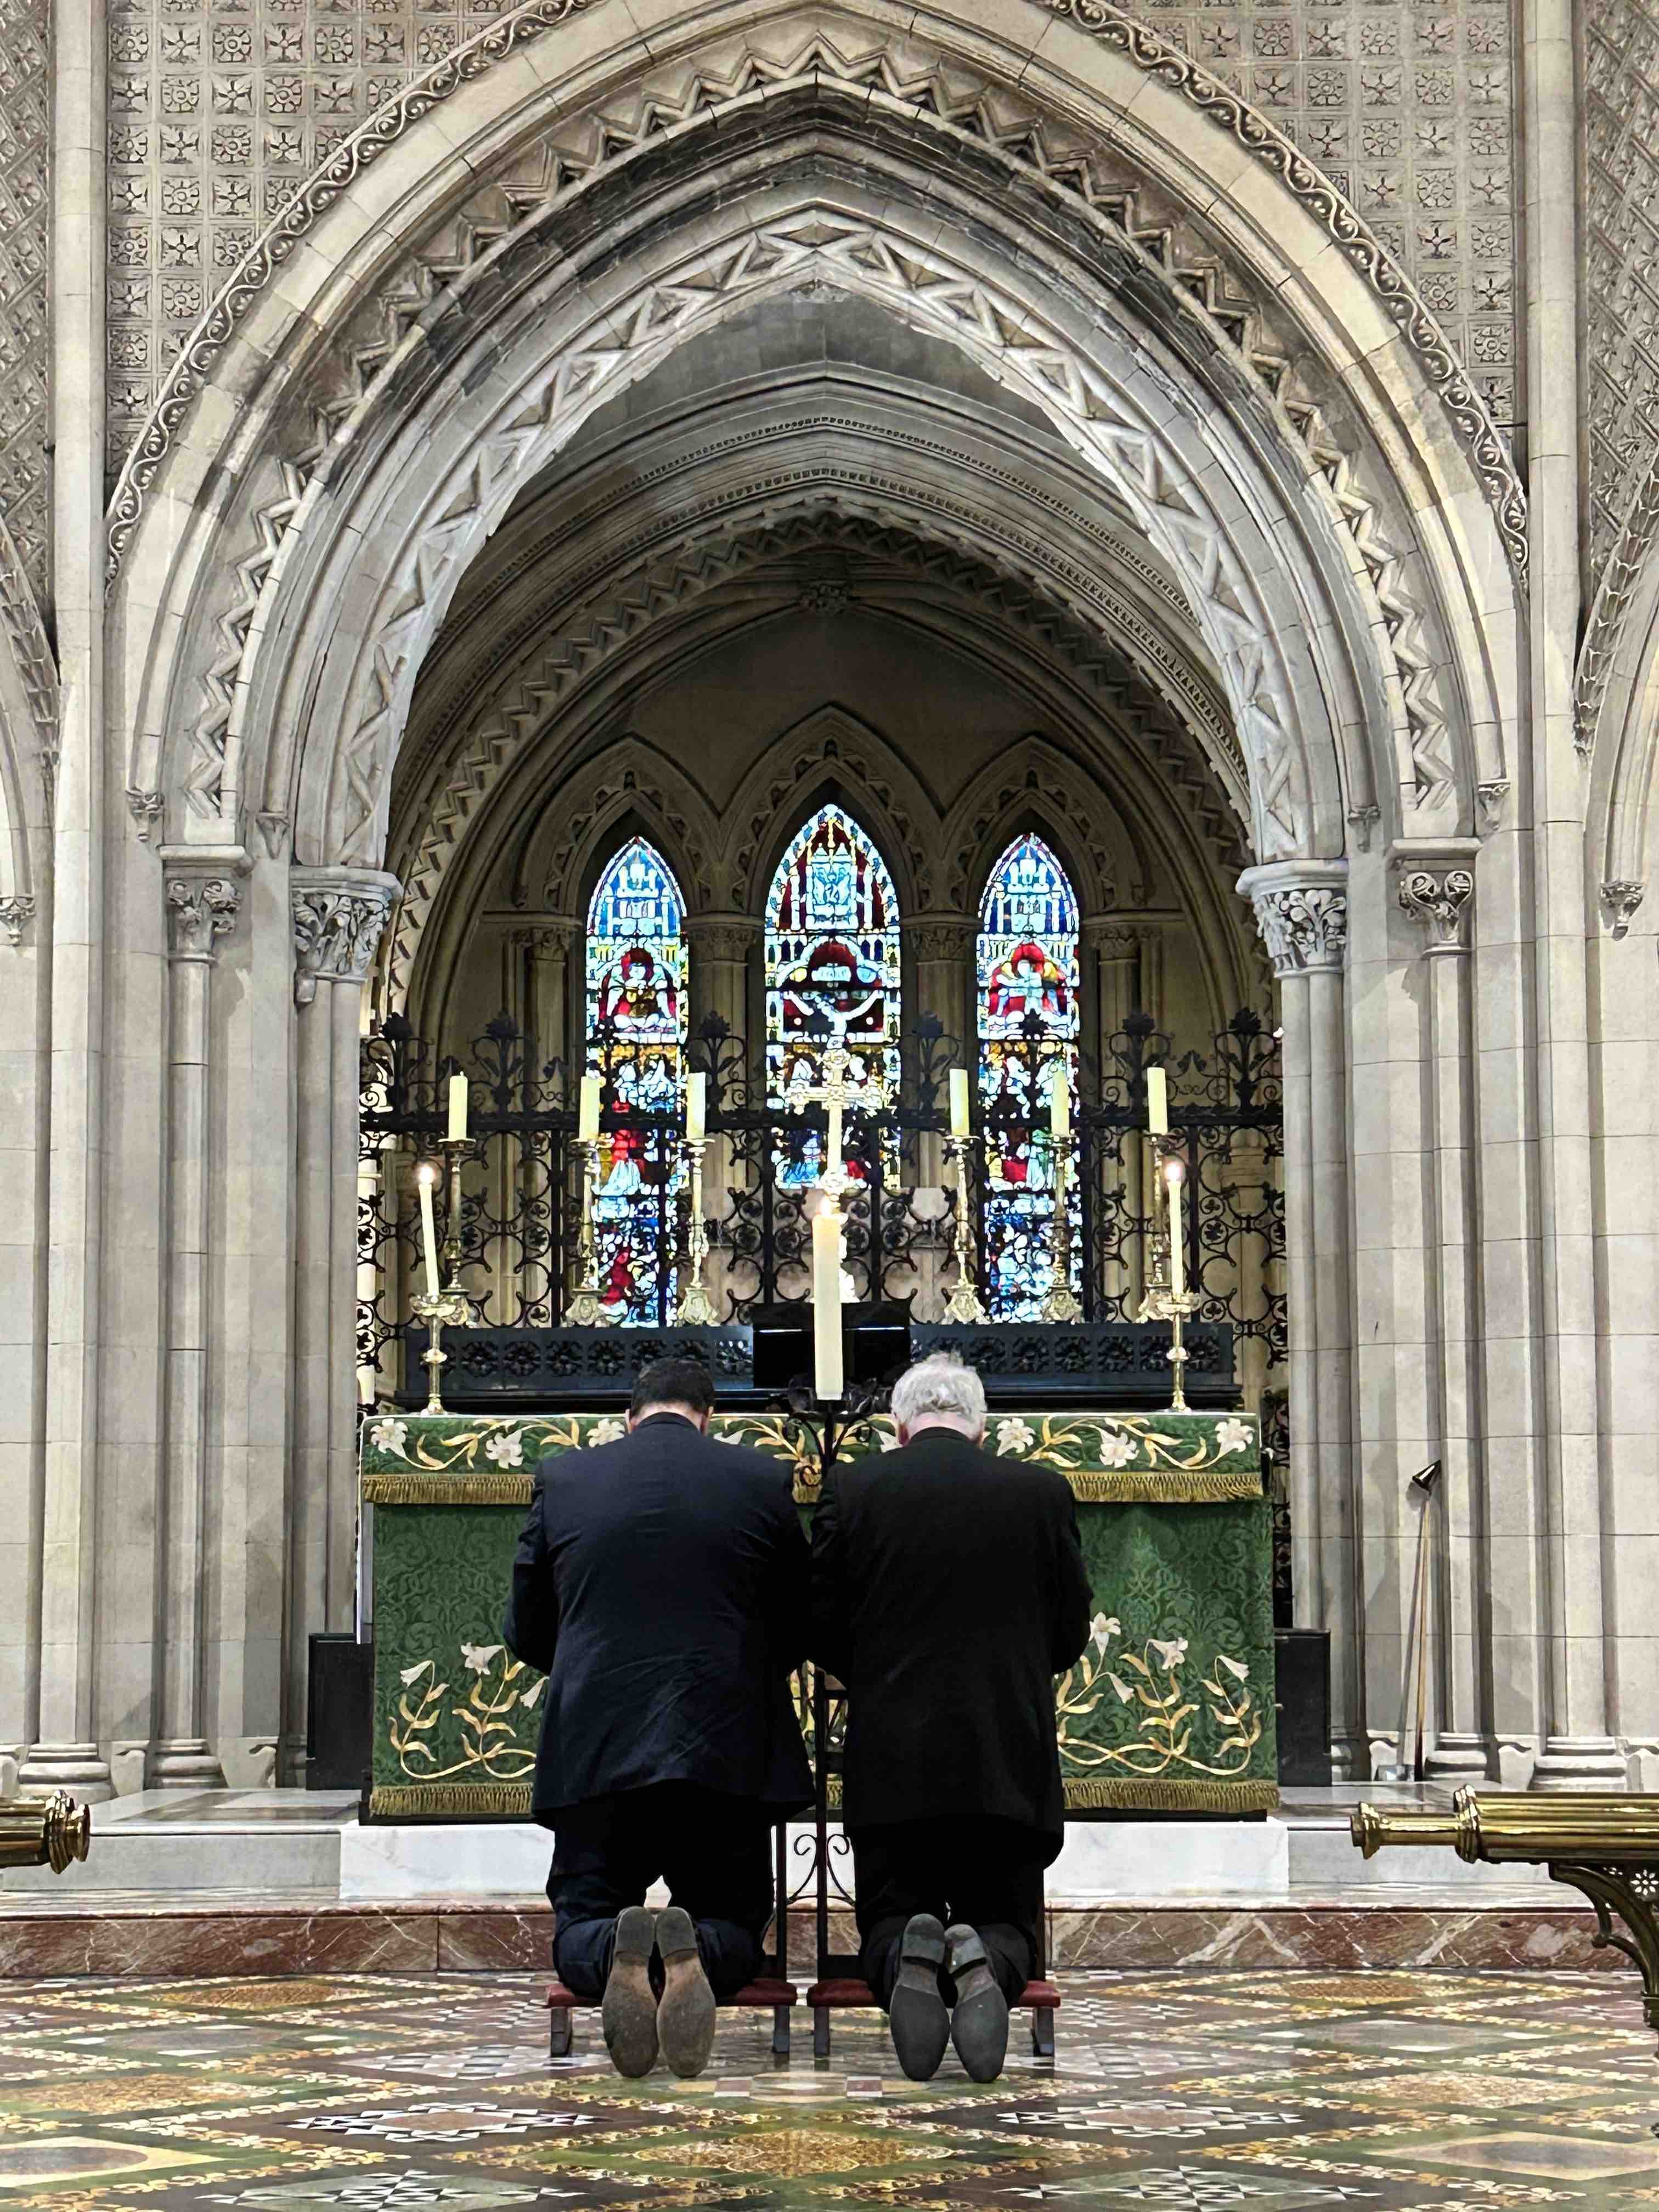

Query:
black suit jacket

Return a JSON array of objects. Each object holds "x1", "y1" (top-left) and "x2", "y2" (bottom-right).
[
  {"x1": 810, "y1": 1426, "x2": 1092, "y2": 1848},
  {"x1": 502, "y1": 1413, "x2": 814, "y2": 1823}
]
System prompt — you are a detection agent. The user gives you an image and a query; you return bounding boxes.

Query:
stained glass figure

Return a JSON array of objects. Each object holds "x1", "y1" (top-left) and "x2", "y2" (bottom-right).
[
  {"x1": 977, "y1": 834, "x2": 1081, "y2": 1321},
  {"x1": 585, "y1": 837, "x2": 687, "y2": 1324},
  {"x1": 765, "y1": 804, "x2": 901, "y2": 1186}
]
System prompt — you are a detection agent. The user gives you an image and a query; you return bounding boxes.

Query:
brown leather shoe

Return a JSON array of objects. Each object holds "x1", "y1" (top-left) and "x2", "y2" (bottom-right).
[
  {"x1": 601, "y1": 1906, "x2": 659, "y2": 2078},
  {"x1": 656, "y1": 1905, "x2": 716, "y2": 2078}
]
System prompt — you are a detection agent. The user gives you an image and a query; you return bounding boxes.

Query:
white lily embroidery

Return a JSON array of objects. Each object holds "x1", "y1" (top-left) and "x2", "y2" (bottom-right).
[
  {"x1": 370, "y1": 1418, "x2": 409, "y2": 1460},
  {"x1": 1217, "y1": 1652, "x2": 1249, "y2": 1681},
  {"x1": 996, "y1": 1417, "x2": 1036, "y2": 1456},
  {"x1": 460, "y1": 1641, "x2": 503, "y2": 1674},
  {"x1": 1148, "y1": 1636, "x2": 1189, "y2": 1671},
  {"x1": 399, "y1": 1661, "x2": 431, "y2": 1686},
  {"x1": 589, "y1": 1418, "x2": 627, "y2": 1447},
  {"x1": 484, "y1": 1430, "x2": 524, "y2": 1468},
  {"x1": 1107, "y1": 1673, "x2": 1136, "y2": 1704},
  {"x1": 1214, "y1": 1417, "x2": 1252, "y2": 1459},
  {"x1": 1097, "y1": 1425, "x2": 1137, "y2": 1470},
  {"x1": 1090, "y1": 1612, "x2": 1120, "y2": 1655}
]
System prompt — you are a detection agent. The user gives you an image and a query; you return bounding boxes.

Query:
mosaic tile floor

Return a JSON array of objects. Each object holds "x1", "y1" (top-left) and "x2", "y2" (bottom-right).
[{"x1": 2, "y1": 1971, "x2": 1658, "y2": 2209}]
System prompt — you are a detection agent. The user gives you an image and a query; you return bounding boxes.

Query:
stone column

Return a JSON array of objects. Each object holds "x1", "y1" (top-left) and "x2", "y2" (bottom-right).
[
  {"x1": 1238, "y1": 860, "x2": 1359, "y2": 1773},
  {"x1": 287, "y1": 868, "x2": 399, "y2": 1775},
  {"x1": 525, "y1": 917, "x2": 579, "y2": 1076},
  {"x1": 152, "y1": 873, "x2": 243, "y2": 1786},
  {"x1": 902, "y1": 915, "x2": 974, "y2": 1193},
  {"x1": 22, "y1": 0, "x2": 110, "y2": 1797},
  {"x1": 1084, "y1": 921, "x2": 1143, "y2": 1313},
  {"x1": 1395, "y1": 850, "x2": 1492, "y2": 1780},
  {"x1": 685, "y1": 915, "x2": 760, "y2": 1314}
]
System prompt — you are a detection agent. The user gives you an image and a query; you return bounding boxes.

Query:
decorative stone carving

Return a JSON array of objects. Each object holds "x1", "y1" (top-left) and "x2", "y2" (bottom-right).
[
  {"x1": 1082, "y1": 919, "x2": 1141, "y2": 960},
  {"x1": 165, "y1": 875, "x2": 241, "y2": 957},
  {"x1": 1246, "y1": 883, "x2": 1349, "y2": 976},
  {"x1": 0, "y1": 894, "x2": 35, "y2": 947},
  {"x1": 256, "y1": 812, "x2": 291, "y2": 860},
  {"x1": 126, "y1": 789, "x2": 165, "y2": 842},
  {"x1": 684, "y1": 916, "x2": 760, "y2": 965},
  {"x1": 1601, "y1": 880, "x2": 1646, "y2": 939},
  {"x1": 521, "y1": 917, "x2": 581, "y2": 961},
  {"x1": 902, "y1": 917, "x2": 976, "y2": 964},
  {"x1": 798, "y1": 578, "x2": 850, "y2": 614},
  {"x1": 291, "y1": 872, "x2": 399, "y2": 1006},
  {"x1": 1346, "y1": 805, "x2": 1381, "y2": 854},
  {"x1": 0, "y1": 0, "x2": 49, "y2": 600},
  {"x1": 1475, "y1": 779, "x2": 1510, "y2": 832},
  {"x1": 1397, "y1": 865, "x2": 1476, "y2": 949},
  {"x1": 1584, "y1": 0, "x2": 1659, "y2": 585}
]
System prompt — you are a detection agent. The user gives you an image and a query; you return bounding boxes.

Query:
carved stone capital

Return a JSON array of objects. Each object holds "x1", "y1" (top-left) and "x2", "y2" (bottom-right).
[
  {"x1": 517, "y1": 915, "x2": 581, "y2": 962},
  {"x1": 1396, "y1": 863, "x2": 1475, "y2": 949},
  {"x1": 684, "y1": 912, "x2": 760, "y2": 965},
  {"x1": 1602, "y1": 880, "x2": 1645, "y2": 939},
  {"x1": 166, "y1": 874, "x2": 241, "y2": 959},
  {"x1": 291, "y1": 866, "x2": 401, "y2": 1007},
  {"x1": 1237, "y1": 862, "x2": 1348, "y2": 978},
  {"x1": 1081, "y1": 917, "x2": 1141, "y2": 959},
  {"x1": 902, "y1": 913, "x2": 975, "y2": 963}
]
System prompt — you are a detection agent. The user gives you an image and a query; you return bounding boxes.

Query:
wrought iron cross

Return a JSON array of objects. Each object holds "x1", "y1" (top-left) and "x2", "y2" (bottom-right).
[{"x1": 785, "y1": 1022, "x2": 882, "y2": 1201}]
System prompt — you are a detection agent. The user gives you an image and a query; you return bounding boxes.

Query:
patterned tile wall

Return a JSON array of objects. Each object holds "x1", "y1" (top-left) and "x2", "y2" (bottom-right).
[
  {"x1": 0, "y1": 0, "x2": 50, "y2": 603},
  {"x1": 100, "y1": 0, "x2": 1523, "y2": 477},
  {"x1": 1584, "y1": 0, "x2": 1659, "y2": 583}
]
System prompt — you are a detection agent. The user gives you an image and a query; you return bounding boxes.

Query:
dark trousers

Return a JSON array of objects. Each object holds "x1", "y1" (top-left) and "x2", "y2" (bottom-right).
[
  {"x1": 850, "y1": 1816, "x2": 1047, "y2": 2010},
  {"x1": 548, "y1": 1782, "x2": 777, "y2": 2003}
]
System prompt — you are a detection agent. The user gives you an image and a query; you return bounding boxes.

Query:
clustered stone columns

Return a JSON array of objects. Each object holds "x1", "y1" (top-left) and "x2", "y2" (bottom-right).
[
  {"x1": 903, "y1": 916, "x2": 975, "y2": 1187},
  {"x1": 1238, "y1": 860, "x2": 1358, "y2": 1775},
  {"x1": 153, "y1": 872, "x2": 245, "y2": 1788},
  {"x1": 289, "y1": 867, "x2": 399, "y2": 1779},
  {"x1": 684, "y1": 916, "x2": 760, "y2": 1314},
  {"x1": 1393, "y1": 848, "x2": 1489, "y2": 1781}
]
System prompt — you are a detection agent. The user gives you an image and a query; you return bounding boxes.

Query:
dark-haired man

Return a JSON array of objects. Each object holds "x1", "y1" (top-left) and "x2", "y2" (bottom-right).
[{"x1": 503, "y1": 1357, "x2": 812, "y2": 2079}]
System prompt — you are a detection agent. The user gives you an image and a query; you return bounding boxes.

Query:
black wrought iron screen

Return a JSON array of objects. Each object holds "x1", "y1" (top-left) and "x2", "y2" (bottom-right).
[{"x1": 358, "y1": 1008, "x2": 1284, "y2": 1406}]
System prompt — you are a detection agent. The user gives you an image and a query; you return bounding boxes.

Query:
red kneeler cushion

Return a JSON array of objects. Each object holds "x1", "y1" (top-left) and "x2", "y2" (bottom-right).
[
  {"x1": 806, "y1": 1978, "x2": 1059, "y2": 2010},
  {"x1": 545, "y1": 1978, "x2": 797, "y2": 2011}
]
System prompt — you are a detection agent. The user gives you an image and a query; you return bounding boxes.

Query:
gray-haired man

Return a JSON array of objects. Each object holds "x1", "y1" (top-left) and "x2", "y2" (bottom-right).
[{"x1": 809, "y1": 1353, "x2": 1091, "y2": 2081}]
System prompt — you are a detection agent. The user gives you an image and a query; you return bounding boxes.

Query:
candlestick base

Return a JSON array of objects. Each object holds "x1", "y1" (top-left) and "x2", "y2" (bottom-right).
[
  {"x1": 1039, "y1": 1281, "x2": 1084, "y2": 1325},
  {"x1": 411, "y1": 1288, "x2": 470, "y2": 1414},
  {"x1": 674, "y1": 1280, "x2": 718, "y2": 1327},
  {"x1": 562, "y1": 1285, "x2": 605, "y2": 1329},
  {"x1": 943, "y1": 1278, "x2": 990, "y2": 1325}
]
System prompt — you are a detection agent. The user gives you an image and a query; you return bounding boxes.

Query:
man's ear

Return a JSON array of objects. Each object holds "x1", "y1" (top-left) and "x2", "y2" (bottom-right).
[
  {"x1": 626, "y1": 1411, "x2": 640, "y2": 1432},
  {"x1": 696, "y1": 1410, "x2": 711, "y2": 1434},
  {"x1": 895, "y1": 1421, "x2": 911, "y2": 1447}
]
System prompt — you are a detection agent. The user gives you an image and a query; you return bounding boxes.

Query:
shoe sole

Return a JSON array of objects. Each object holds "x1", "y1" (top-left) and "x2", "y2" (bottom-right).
[
  {"x1": 601, "y1": 1905, "x2": 659, "y2": 2078},
  {"x1": 656, "y1": 1904, "x2": 716, "y2": 2078},
  {"x1": 889, "y1": 1912, "x2": 950, "y2": 2082},
  {"x1": 944, "y1": 1925, "x2": 1010, "y2": 2082}
]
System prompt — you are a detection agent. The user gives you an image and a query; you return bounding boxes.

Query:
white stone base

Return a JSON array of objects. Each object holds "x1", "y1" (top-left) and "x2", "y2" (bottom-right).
[{"x1": 339, "y1": 1819, "x2": 555, "y2": 1898}]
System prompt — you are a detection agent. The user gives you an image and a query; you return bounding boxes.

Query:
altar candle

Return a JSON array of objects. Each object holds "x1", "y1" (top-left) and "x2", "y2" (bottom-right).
[
  {"x1": 1165, "y1": 1158, "x2": 1186, "y2": 1297},
  {"x1": 447, "y1": 1072, "x2": 469, "y2": 1142},
  {"x1": 686, "y1": 1071, "x2": 706, "y2": 1144},
  {"x1": 812, "y1": 1207, "x2": 844, "y2": 1402},
  {"x1": 417, "y1": 1161, "x2": 441, "y2": 1298},
  {"x1": 1146, "y1": 1065, "x2": 1168, "y2": 1136},
  {"x1": 949, "y1": 1068, "x2": 970, "y2": 1138},
  {"x1": 1049, "y1": 1063, "x2": 1070, "y2": 1143},
  {"x1": 578, "y1": 1073, "x2": 601, "y2": 1143}
]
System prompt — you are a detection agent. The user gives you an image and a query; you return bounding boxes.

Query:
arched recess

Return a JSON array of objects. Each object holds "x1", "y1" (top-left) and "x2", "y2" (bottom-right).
[
  {"x1": 112, "y1": 0, "x2": 1521, "y2": 871},
  {"x1": 726, "y1": 709, "x2": 934, "y2": 925}
]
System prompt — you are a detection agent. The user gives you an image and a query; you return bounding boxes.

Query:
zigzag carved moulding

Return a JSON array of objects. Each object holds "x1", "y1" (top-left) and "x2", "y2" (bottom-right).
[{"x1": 103, "y1": 0, "x2": 1527, "y2": 595}]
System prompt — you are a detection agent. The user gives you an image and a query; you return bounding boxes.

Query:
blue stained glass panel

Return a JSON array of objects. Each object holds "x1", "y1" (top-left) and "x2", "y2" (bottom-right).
[{"x1": 977, "y1": 834, "x2": 1081, "y2": 1321}]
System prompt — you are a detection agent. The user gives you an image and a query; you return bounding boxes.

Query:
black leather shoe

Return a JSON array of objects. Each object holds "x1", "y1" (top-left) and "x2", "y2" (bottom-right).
[
  {"x1": 655, "y1": 1905, "x2": 717, "y2": 2078},
  {"x1": 601, "y1": 1905, "x2": 659, "y2": 2078},
  {"x1": 944, "y1": 1923, "x2": 1009, "y2": 2081},
  {"x1": 888, "y1": 1912, "x2": 950, "y2": 2081}
]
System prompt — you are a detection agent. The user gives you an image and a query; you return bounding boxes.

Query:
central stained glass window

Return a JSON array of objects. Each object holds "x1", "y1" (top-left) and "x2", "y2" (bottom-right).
[
  {"x1": 585, "y1": 836, "x2": 686, "y2": 1324},
  {"x1": 977, "y1": 833, "x2": 1081, "y2": 1320},
  {"x1": 765, "y1": 803, "x2": 901, "y2": 1190}
]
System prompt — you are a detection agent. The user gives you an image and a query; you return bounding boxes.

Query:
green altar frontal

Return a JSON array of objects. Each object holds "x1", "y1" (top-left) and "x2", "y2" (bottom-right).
[{"x1": 361, "y1": 1407, "x2": 1277, "y2": 1820}]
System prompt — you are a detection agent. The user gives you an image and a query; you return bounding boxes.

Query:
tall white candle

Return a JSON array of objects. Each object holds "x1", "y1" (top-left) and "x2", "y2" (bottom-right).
[
  {"x1": 447, "y1": 1072, "x2": 469, "y2": 1142},
  {"x1": 417, "y1": 1163, "x2": 441, "y2": 1297},
  {"x1": 578, "y1": 1073, "x2": 601, "y2": 1143},
  {"x1": 686, "y1": 1071, "x2": 706, "y2": 1144},
  {"x1": 1049, "y1": 1063, "x2": 1070, "y2": 1142},
  {"x1": 1146, "y1": 1065, "x2": 1168, "y2": 1136},
  {"x1": 812, "y1": 1206, "x2": 844, "y2": 1401},
  {"x1": 949, "y1": 1068, "x2": 970, "y2": 1138},
  {"x1": 1166, "y1": 1159, "x2": 1186, "y2": 1296}
]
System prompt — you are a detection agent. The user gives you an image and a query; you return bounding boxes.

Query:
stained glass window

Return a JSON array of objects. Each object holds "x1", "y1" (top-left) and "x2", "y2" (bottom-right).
[
  {"x1": 585, "y1": 837, "x2": 687, "y2": 1324},
  {"x1": 977, "y1": 834, "x2": 1081, "y2": 1321},
  {"x1": 765, "y1": 803, "x2": 901, "y2": 1190}
]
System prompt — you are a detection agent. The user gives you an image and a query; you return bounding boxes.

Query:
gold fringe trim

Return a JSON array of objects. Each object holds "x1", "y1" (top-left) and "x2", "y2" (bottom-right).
[
  {"x1": 363, "y1": 1472, "x2": 534, "y2": 1506},
  {"x1": 1066, "y1": 1469, "x2": 1262, "y2": 1503},
  {"x1": 1063, "y1": 1777, "x2": 1279, "y2": 1812},
  {"x1": 369, "y1": 1784, "x2": 533, "y2": 1819}
]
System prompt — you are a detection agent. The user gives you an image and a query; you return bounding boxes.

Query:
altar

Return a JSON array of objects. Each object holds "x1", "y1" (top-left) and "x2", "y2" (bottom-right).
[{"x1": 360, "y1": 1402, "x2": 1275, "y2": 1821}]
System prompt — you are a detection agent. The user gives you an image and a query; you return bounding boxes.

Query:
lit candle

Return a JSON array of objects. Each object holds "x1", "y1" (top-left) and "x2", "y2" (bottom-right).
[
  {"x1": 1049, "y1": 1063, "x2": 1070, "y2": 1143},
  {"x1": 1146, "y1": 1065, "x2": 1168, "y2": 1136},
  {"x1": 417, "y1": 1161, "x2": 441, "y2": 1298},
  {"x1": 447, "y1": 1072, "x2": 469, "y2": 1142},
  {"x1": 686, "y1": 1071, "x2": 706, "y2": 1144},
  {"x1": 949, "y1": 1068, "x2": 970, "y2": 1139},
  {"x1": 812, "y1": 1206, "x2": 844, "y2": 1402},
  {"x1": 578, "y1": 1073, "x2": 601, "y2": 1143},
  {"x1": 1165, "y1": 1158, "x2": 1186, "y2": 1297}
]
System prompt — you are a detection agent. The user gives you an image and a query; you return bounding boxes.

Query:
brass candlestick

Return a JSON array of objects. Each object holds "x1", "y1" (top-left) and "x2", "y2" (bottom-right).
[
  {"x1": 563, "y1": 1135, "x2": 607, "y2": 1327},
  {"x1": 1136, "y1": 1206, "x2": 1200, "y2": 1410},
  {"x1": 943, "y1": 1131, "x2": 989, "y2": 1324},
  {"x1": 675, "y1": 1136, "x2": 718, "y2": 1326},
  {"x1": 438, "y1": 1133, "x2": 471, "y2": 1294},
  {"x1": 411, "y1": 1285, "x2": 470, "y2": 1413},
  {"x1": 1039, "y1": 1131, "x2": 1084, "y2": 1324}
]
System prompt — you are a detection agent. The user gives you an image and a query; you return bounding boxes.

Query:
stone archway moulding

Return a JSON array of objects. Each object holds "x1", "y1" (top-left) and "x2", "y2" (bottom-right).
[
  {"x1": 249, "y1": 190, "x2": 1357, "y2": 886},
  {"x1": 102, "y1": 0, "x2": 1527, "y2": 598}
]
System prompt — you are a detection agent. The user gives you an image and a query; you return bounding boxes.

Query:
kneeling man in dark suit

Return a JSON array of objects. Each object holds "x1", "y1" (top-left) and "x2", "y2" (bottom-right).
[
  {"x1": 810, "y1": 1352, "x2": 1091, "y2": 2081},
  {"x1": 503, "y1": 1358, "x2": 811, "y2": 2079}
]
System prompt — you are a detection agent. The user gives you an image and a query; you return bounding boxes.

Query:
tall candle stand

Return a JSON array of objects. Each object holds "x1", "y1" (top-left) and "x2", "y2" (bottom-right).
[
  {"x1": 675, "y1": 1136, "x2": 719, "y2": 1326},
  {"x1": 410, "y1": 1285, "x2": 470, "y2": 1413},
  {"x1": 438, "y1": 1133, "x2": 471, "y2": 1296},
  {"x1": 1136, "y1": 1211, "x2": 1201, "y2": 1410},
  {"x1": 942, "y1": 1132, "x2": 990, "y2": 1324},
  {"x1": 1039, "y1": 1131, "x2": 1084, "y2": 1324},
  {"x1": 563, "y1": 1135, "x2": 608, "y2": 1327}
]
